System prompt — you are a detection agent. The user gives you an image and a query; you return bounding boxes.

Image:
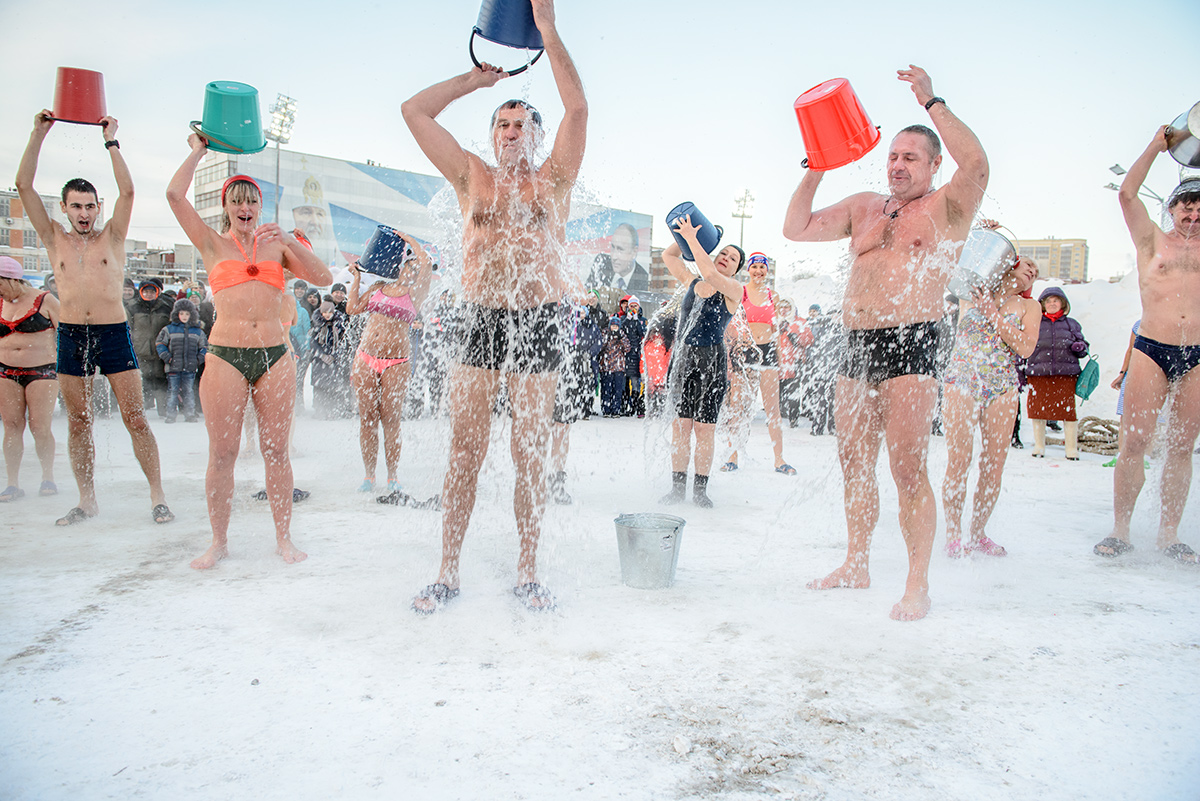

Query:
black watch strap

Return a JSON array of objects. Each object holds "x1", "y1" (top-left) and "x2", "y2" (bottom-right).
[
  {"x1": 105, "y1": 139, "x2": 120, "y2": 149},
  {"x1": 924, "y1": 97, "x2": 945, "y2": 111}
]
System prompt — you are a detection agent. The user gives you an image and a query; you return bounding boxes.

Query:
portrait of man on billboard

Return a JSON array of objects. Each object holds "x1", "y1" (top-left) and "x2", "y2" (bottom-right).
[
  {"x1": 588, "y1": 222, "x2": 648, "y2": 293},
  {"x1": 291, "y1": 175, "x2": 347, "y2": 270}
]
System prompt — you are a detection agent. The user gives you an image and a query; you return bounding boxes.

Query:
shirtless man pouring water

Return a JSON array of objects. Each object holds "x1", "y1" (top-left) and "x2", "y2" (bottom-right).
[
  {"x1": 783, "y1": 66, "x2": 988, "y2": 620},
  {"x1": 16, "y1": 111, "x2": 172, "y2": 526},
  {"x1": 1095, "y1": 132, "x2": 1200, "y2": 564},
  {"x1": 401, "y1": 0, "x2": 586, "y2": 612}
]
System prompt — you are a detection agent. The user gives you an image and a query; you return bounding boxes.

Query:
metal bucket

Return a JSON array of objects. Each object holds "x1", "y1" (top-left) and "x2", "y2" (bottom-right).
[
  {"x1": 1165, "y1": 101, "x2": 1200, "y2": 169},
  {"x1": 614, "y1": 513, "x2": 685, "y2": 589},
  {"x1": 948, "y1": 228, "x2": 1017, "y2": 301}
]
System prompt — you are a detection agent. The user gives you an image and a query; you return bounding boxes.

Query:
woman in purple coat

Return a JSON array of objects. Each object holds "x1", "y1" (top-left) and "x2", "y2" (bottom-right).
[{"x1": 1025, "y1": 286, "x2": 1089, "y2": 458}]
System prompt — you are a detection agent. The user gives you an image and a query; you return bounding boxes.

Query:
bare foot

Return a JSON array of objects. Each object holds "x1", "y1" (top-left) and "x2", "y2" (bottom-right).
[
  {"x1": 890, "y1": 591, "x2": 931, "y2": 621},
  {"x1": 807, "y1": 562, "x2": 870, "y2": 590},
  {"x1": 190, "y1": 544, "x2": 229, "y2": 570},
  {"x1": 277, "y1": 539, "x2": 308, "y2": 564}
]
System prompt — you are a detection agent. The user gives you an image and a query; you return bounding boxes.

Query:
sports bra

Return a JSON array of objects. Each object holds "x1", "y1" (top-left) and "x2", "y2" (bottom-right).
[
  {"x1": 0, "y1": 292, "x2": 54, "y2": 338},
  {"x1": 365, "y1": 289, "x2": 418, "y2": 324},
  {"x1": 209, "y1": 235, "x2": 286, "y2": 294},
  {"x1": 742, "y1": 286, "x2": 774, "y2": 325}
]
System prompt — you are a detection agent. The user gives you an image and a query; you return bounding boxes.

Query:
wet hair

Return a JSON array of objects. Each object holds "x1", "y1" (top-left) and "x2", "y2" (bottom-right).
[
  {"x1": 895, "y1": 125, "x2": 942, "y2": 162},
  {"x1": 61, "y1": 178, "x2": 98, "y2": 204},
  {"x1": 721, "y1": 244, "x2": 747, "y2": 273},
  {"x1": 1167, "y1": 179, "x2": 1200, "y2": 211},
  {"x1": 491, "y1": 99, "x2": 543, "y2": 131},
  {"x1": 219, "y1": 179, "x2": 262, "y2": 233}
]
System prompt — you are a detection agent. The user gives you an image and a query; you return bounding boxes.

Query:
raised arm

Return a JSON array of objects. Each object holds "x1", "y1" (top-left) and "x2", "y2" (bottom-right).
[
  {"x1": 531, "y1": 0, "x2": 587, "y2": 190},
  {"x1": 165, "y1": 134, "x2": 222, "y2": 253},
  {"x1": 782, "y1": 170, "x2": 854, "y2": 241},
  {"x1": 398, "y1": 232, "x2": 436, "y2": 310},
  {"x1": 401, "y1": 67, "x2": 503, "y2": 193},
  {"x1": 14, "y1": 111, "x2": 60, "y2": 245},
  {"x1": 1117, "y1": 127, "x2": 1167, "y2": 257},
  {"x1": 101, "y1": 117, "x2": 134, "y2": 244},
  {"x1": 345, "y1": 263, "x2": 380, "y2": 316},
  {"x1": 672, "y1": 215, "x2": 742, "y2": 304},
  {"x1": 898, "y1": 66, "x2": 988, "y2": 225}
]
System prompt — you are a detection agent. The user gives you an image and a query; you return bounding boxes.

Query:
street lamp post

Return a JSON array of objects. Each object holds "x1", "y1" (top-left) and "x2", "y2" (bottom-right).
[
  {"x1": 265, "y1": 94, "x2": 298, "y2": 224},
  {"x1": 1106, "y1": 163, "x2": 1165, "y2": 205},
  {"x1": 731, "y1": 189, "x2": 754, "y2": 250}
]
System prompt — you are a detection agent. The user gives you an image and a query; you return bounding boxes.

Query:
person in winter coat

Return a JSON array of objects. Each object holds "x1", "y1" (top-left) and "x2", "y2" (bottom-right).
[
  {"x1": 125, "y1": 277, "x2": 175, "y2": 417},
  {"x1": 598, "y1": 316, "x2": 630, "y2": 417},
  {"x1": 309, "y1": 300, "x2": 352, "y2": 418},
  {"x1": 621, "y1": 296, "x2": 647, "y2": 416},
  {"x1": 1025, "y1": 286, "x2": 1089, "y2": 458},
  {"x1": 154, "y1": 298, "x2": 208, "y2": 423}
]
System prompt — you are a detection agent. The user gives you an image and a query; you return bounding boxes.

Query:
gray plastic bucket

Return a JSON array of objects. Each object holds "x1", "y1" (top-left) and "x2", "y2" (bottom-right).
[
  {"x1": 948, "y1": 228, "x2": 1017, "y2": 300},
  {"x1": 614, "y1": 513, "x2": 686, "y2": 589}
]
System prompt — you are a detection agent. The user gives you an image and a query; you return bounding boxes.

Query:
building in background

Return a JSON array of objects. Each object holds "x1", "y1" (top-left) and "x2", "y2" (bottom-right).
[
  {"x1": 1016, "y1": 237, "x2": 1088, "y2": 283},
  {"x1": 190, "y1": 148, "x2": 653, "y2": 294},
  {"x1": 0, "y1": 188, "x2": 68, "y2": 281}
]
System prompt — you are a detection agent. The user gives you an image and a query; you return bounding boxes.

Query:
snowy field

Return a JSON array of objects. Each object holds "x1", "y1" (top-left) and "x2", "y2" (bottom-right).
[{"x1": 2, "y1": 275, "x2": 1199, "y2": 800}]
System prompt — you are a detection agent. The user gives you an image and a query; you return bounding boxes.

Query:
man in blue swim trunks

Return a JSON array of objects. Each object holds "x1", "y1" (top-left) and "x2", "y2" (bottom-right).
[
  {"x1": 1097, "y1": 131, "x2": 1200, "y2": 564},
  {"x1": 783, "y1": 66, "x2": 989, "y2": 620},
  {"x1": 17, "y1": 110, "x2": 172, "y2": 526}
]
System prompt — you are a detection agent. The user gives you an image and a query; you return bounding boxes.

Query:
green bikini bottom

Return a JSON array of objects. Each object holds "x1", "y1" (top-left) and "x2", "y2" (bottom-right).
[{"x1": 208, "y1": 344, "x2": 289, "y2": 386}]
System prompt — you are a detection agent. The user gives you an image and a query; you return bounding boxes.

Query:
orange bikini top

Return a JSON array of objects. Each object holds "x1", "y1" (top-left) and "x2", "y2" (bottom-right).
[{"x1": 209, "y1": 235, "x2": 285, "y2": 294}]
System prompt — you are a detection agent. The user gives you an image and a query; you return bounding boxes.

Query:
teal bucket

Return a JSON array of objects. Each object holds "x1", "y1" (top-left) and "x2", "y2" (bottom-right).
[{"x1": 190, "y1": 81, "x2": 266, "y2": 155}]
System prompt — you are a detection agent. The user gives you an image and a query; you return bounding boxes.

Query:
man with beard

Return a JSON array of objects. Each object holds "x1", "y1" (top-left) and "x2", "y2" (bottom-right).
[
  {"x1": 783, "y1": 66, "x2": 988, "y2": 620},
  {"x1": 402, "y1": 0, "x2": 585, "y2": 613},
  {"x1": 16, "y1": 110, "x2": 172, "y2": 526}
]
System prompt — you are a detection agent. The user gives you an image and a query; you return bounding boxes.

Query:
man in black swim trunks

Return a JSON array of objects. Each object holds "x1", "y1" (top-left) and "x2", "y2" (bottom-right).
[
  {"x1": 1098, "y1": 134, "x2": 1200, "y2": 564},
  {"x1": 16, "y1": 110, "x2": 172, "y2": 526},
  {"x1": 783, "y1": 66, "x2": 988, "y2": 620},
  {"x1": 401, "y1": 0, "x2": 586, "y2": 612}
]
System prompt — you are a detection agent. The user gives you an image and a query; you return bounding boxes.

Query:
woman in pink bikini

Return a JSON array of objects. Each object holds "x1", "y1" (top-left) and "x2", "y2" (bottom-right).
[
  {"x1": 346, "y1": 232, "x2": 434, "y2": 497},
  {"x1": 722, "y1": 252, "x2": 794, "y2": 475}
]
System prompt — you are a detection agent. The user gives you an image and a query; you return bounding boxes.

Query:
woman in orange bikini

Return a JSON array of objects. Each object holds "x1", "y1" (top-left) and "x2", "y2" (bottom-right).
[
  {"x1": 346, "y1": 233, "x2": 434, "y2": 497},
  {"x1": 722, "y1": 252, "x2": 794, "y2": 475},
  {"x1": 167, "y1": 134, "x2": 331, "y2": 569}
]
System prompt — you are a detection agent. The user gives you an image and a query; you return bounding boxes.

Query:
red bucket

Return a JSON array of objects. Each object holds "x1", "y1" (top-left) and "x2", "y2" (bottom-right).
[
  {"x1": 52, "y1": 67, "x2": 107, "y2": 126},
  {"x1": 793, "y1": 78, "x2": 880, "y2": 171}
]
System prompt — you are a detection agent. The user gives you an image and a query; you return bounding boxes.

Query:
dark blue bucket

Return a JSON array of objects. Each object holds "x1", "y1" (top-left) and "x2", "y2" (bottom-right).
[
  {"x1": 358, "y1": 225, "x2": 411, "y2": 279},
  {"x1": 470, "y1": 0, "x2": 545, "y2": 76},
  {"x1": 666, "y1": 202, "x2": 723, "y2": 262}
]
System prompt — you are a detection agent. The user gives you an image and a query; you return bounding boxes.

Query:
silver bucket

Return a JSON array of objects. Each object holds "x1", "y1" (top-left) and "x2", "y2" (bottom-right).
[
  {"x1": 614, "y1": 513, "x2": 686, "y2": 589},
  {"x1": 948, "y1": 228, "x2": 1017, "y2": 301}
]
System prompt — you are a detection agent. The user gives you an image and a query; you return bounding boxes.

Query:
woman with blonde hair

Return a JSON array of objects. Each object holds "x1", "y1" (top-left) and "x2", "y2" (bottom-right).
[
  {"x1": 167, "y1": 134, "x2": 331, "y2": 568},
  {"x1": 345, "y1": 232, "x2": 434, "y2": 496}
]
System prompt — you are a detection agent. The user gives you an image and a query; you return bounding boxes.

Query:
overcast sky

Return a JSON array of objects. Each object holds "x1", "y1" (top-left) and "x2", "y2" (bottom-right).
[{"x1": 2, "y1": 0, "x2": 1196, "y2": 281}]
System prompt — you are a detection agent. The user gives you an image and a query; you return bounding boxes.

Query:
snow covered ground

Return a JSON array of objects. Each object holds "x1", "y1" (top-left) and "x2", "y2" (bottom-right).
[{"x1": 2, "y1": 274, "x2": 1198, "y2": 800}]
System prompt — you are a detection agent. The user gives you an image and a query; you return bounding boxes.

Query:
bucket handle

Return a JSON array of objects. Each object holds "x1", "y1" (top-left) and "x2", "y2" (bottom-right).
[
  {"x1": 189, "y1": 121, "x2": 247, "y2": 154},
  {"x1": 469, "y1": 29, "x2": 544, "y2": 77}
]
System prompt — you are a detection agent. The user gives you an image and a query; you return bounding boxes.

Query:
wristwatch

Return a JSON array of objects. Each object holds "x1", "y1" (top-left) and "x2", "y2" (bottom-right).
[
  {"x1": 105, "y1": 140, "x2": 120, "y2": 149},
  {"x1": 924, "y1": 97, "x2": 946, "y2": 111}
]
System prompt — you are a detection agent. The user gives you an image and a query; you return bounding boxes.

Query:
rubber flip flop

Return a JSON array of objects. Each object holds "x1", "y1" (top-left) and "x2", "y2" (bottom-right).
[
  {"x1": 56, "y1": 507, "x2": 94, "y2": 526},
  {"x1": 412, "y1": 583, "x2": 460, "y2": 615},
  {"x1": 775, "y1": 463, "x2": 797, "y2": 476},
  {"x1": 513, "y1": 582, "x2": 557, "y2": 612},
  {"x1": 719, "y1": 462, "x2": 738, "y2": 472},
  {"x1": 1093, "y1": 537, "x2": 1133, "y2": 558},
  {"x1": 0, "y1": 486, "x2": 25, "y2": 502},
  {"x1": 39, "y1": 481, "x2": 58, "y2": 496},
  {"x1": 152, "y1": 504, "x2": 175, "y2": 524},
  {"x1": 1162, "y1": 542, "x2": 1199, "y2": 564}
]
